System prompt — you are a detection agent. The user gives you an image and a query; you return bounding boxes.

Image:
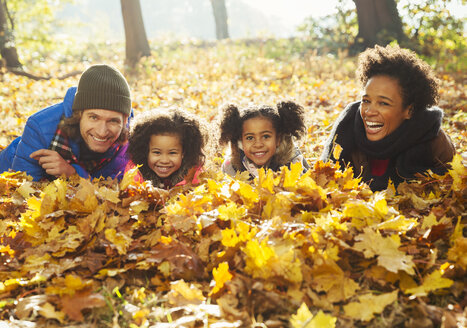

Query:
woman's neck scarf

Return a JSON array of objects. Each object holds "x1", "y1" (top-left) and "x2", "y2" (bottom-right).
[{"x1": 322, "y1": 101, "x2": 443, "y2": 191}]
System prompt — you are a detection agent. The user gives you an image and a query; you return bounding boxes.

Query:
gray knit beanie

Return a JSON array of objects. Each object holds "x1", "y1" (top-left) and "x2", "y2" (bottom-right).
[{"x1": 72, "y1": 64, "x2": 131, "y2": 115}]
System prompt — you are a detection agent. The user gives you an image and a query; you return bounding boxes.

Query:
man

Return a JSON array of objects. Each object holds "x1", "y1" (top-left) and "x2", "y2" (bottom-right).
[{"x1": 0, "y1": 64, "x2": 132, "y2": 181}]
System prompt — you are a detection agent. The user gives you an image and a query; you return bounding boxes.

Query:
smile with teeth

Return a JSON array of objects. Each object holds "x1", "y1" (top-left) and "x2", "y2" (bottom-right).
[
  {"x1": 252, "y1": 151, "x2": 267, "y2": 157},
  {"x1": 91, "y1": 135, "x2": 108, "y2": 142},
  {"x1": 365, "y1": 120, "x2": 384, "y2": 132},
  {"x1": 156, "y1": 166, "x2": 172, "y2": 172}
]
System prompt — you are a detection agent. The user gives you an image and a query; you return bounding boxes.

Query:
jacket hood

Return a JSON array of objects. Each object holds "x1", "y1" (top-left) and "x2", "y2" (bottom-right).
[{"x1": 64, "y1": 87, "x2": 77, "y2": 118}]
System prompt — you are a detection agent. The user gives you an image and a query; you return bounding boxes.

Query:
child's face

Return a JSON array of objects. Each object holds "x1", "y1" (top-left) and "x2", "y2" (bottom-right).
[
  {"x1": 147, "y1": 134, "x2": 183, "y2": 178},
  {"x1": 241, "y1": 117, "x2": 279, "y2": 167}
]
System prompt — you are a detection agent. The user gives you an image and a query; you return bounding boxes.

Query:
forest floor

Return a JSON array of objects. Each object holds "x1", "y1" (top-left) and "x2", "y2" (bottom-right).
[{"x1": 0, "y1": 42, "x2": 466, "y2": 327}]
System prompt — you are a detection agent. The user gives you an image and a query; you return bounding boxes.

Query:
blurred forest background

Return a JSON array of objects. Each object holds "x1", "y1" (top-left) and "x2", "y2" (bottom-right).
[{"x1": 0, "y1": 0, "x2": 465, "y2": 72}]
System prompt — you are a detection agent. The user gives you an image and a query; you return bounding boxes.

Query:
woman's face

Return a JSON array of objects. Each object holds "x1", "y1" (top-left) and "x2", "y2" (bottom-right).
[{"x1": 360, "y1": 75, "x2": 412, "y2": 141}]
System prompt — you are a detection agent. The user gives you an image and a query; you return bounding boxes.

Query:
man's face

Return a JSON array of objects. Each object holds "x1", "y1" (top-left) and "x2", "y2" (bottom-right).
[{"x1": 79, "y1": 109, "x2": 125, "y2": 153}]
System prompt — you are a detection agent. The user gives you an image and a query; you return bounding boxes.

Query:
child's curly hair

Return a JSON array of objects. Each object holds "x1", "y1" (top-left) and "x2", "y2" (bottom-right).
[
  {"x1": 219, "y1": 100, "x2": 306, "y2": 146},
  {"x1": 356, "y1": 44, "x2": 439, "y2": 113},
  {"x1": 128, "y1": 107, "x2": 208, "y2": 182}
]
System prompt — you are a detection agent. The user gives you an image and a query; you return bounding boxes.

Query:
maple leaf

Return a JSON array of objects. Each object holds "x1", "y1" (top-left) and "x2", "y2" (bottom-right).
[
  {"x1": 231, "y1": 180, "x2": 259, "y2": 205},
  {"x1": 60, "y1": 290, "x2": 106, "y2": 321},
  {"x1": 353, "y1": 228, "x2": 415, "y2": 274},
  {"x1": 283, "y1": 161, "x2": 305, "y2": 189},
  {"x1": 16, "y1": 181, "x2": 36, "y2": 199},
  {"x1": 403, "y1": 268, "x2": 454, "y2": 297},
  {"x1": 448, "y1": 154, "x2": 467, "y2": 191},
  {"x1": 120, "y1": 164, "x2": 141, "y2": 190},
  {"x1": 218, "y1": 202, "x2": 246, "y2": 221},
  {"x1": 210, "y1": 262, "x2": 233, "y2": 295},
  {"x1": 447, "y1": 237, "x2": 467, "y2": 270},
  {"x1": 343, "y1": 290, "x2": 398, "y2": 321},
  {"x1": 39, "y1": 302, "x2": 66, "y2": 323},
  {"x1": 105, "y1": 228, "x2": 132, "y2": 255},
  {"x1": 290, "y1": 303, "x2": 336, "y2": 328},
  {"x1": 257, "y1": 167, "x2": 276, "y2": 193},
  {"x1": 310, "y1": 256, "x2": 359, "y2": 302},
  {"x1": 377, "y1": 215, "x2": 418, "y2": 231},
  {"x1": 169, "y1": 280, "x2": 205, "y2": 304}
]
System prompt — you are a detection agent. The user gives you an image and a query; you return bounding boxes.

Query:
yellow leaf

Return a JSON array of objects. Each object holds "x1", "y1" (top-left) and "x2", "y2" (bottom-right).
[
  {"x1": 257, "y1": 167, "x2": 276, "y2": 193},
  {"x1": 344, "y1": 290, "x2": 398, "y2": 322},
  {"x1": 243, "y1": 239, "x2": 276, "y2": 279},
  {"x1": 105, "y1": 228, "x2": 132, "y2": 255},
  {"x1": 290, "y1": 303, "x2": 336, "y2": 328},
  {"x1": 160, "y1": 236, "x2": 172, "y2": 244},
  {"x1": 421, "y1": 212, "x2": 439, "y2": 230},
  {"x1": 218, "y1": 202, "x2": 246, "y2": 221},
  {"x1": 65, "y1": 274, "x2": 85, "y2": 290},
  {"x1": 120, "y1": 164, "x2": 141, "y2": 190},
  {"x1": 404, "y1": 269, "x2": 454, "y2": 296},
  {"x1": 290, "y1": 302, "x2": 313, "y2": 328},
  {"x1": 377, "y1": 215, "x2": 418, "y2": 231},
  {"x1": 310, "y1": 257, "x2": 359, "y2": 302},
  {"x1": 170, "y1": 280, "x2": 205, "y2": 302},
  {"x1": 209, "y1": 262, "x2": 233, "y2": 295},
  {"x1": 98, "y1": 186, "x2": 120, "y2": 204},
  {"x1": 354, "y1": 228, "x2": 415, "y2": 274},
  {"x1": 231, "y1": 181, "x2": 259, "y2": 205},
  {"x1": 447, "y1": 237, "x2": 467, "y2": 270},
  {"x1": 448, "y1": 154, "x2": 467, "y2": 191},
  {"x1": 332, "y1": 143, "x2": 343, "y2": 160},
  {"x1": 221, "y1": 228, "x2": 240, "y2": 248},
  {"x1": 17, "y1": 181, "x2": 36, "y2": 199},
  {"x1": 0, "y1": 245, "x2": 14, "y2": 258},
  {"x1": 39, "y1": 302, "x2": 65, "y2": 323},
  {"x1": 130, "y1": 200, "x2": 149, "y2": 214},
  {"x1": 283, "y1": 161, "x2": 304, "y2": 189},
  {"x1": 450, "y1": 216, "x2": 464, "y2": 245}
]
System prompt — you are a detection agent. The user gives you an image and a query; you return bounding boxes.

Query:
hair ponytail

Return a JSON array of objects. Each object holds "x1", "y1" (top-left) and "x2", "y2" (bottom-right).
[
  {"x1": 219, "y1": 104, "x2": 242, "y2": 145},
  {"x1": 277, "y1": 101, "x2": 306, "y2": 139}
]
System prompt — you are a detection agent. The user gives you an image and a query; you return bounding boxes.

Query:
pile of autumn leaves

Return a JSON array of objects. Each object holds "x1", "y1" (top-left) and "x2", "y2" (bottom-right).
[{"x1": 0, "y1": 153, "x2": 466, "y2": 327}]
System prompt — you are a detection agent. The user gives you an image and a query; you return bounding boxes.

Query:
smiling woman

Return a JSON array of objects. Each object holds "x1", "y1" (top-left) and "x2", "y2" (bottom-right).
[{"x1": 321, "y1": 45, "x2": 455, "y2": 191}]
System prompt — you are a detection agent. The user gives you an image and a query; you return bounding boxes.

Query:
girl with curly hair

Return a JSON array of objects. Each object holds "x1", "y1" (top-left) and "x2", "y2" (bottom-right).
[
  {"x1": 126, "y1": 107, "x2": 208, "y2": 189},
  {"x1": 219, "y1": 101, "x2": 309, "y2": 178},
  {"x1": 321, "y1": 44, "x2": 455, "y2": 191}
]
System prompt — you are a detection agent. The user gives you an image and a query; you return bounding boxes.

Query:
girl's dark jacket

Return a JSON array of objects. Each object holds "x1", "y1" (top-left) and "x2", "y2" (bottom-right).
[
  {"x1": 222, "y1": 135, "x2": 310, "y2": 178},
  {"x1": 321, "y1": 101, "x2": 455, "y2": 191}
]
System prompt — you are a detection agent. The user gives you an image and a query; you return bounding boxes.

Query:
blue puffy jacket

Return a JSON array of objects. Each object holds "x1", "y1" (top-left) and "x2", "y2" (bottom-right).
[{"x1": 0, "y1": 87, "x2": 130, "y2": 181}]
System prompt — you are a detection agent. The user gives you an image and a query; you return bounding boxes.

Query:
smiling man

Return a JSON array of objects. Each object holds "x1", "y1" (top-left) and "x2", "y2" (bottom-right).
[{"x1": 0, "y1": 64, "x2": 132, "y2": 181}]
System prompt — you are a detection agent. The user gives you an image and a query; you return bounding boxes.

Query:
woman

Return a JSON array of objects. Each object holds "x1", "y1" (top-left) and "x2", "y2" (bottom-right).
[{"x1": 321, "y1": 45, "x2": 455, "y2": 191}]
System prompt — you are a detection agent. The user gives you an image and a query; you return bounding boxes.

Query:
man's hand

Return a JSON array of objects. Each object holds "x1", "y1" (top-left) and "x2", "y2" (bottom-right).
[{"x1": 30, "y1": 149, "x2": 76, "y2": 178}]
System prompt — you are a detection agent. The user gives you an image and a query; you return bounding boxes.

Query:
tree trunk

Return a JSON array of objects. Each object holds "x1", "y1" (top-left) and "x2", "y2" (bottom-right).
[
  {"x1": 353, "y1": 0, "x2": 405, "y2": 51},
  {"x1": 120, "y1": 0, "x2": 151, "y2": 67},
  {"x1": 210, "y1": 0, "x2": 230, "y2": 40},
  {"x1": 0, "y1": 0, "x2": 22, "y2": 69}
]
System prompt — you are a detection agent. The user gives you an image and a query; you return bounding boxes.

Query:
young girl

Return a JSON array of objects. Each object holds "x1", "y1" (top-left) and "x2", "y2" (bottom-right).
[
  {"x1": 127, "y1": 107, "x2": 208, "y2": 189},
  {"x1": 219, "y1": 101, "x2": 309, "y2": 178}
]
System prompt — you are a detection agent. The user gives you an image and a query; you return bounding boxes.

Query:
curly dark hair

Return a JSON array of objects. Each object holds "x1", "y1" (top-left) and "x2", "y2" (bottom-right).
[
  {"x1": 57, "y1": 109, "x2": 129, "y2": 144},
  {"x1": 218, "y1": 100, "x2": 306, "y2": 146},
  {"x1": 356, "y1": 44, "x2": 439, "y2": 113},
  {"x1": 128, "y1": 107, "x2": 208, "y2": 183}
]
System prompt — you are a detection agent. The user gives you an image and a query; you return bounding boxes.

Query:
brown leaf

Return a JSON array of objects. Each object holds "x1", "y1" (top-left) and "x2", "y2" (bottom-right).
[{"x1": 60, "y1": 290, "x2": 106, "y2": 321}]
